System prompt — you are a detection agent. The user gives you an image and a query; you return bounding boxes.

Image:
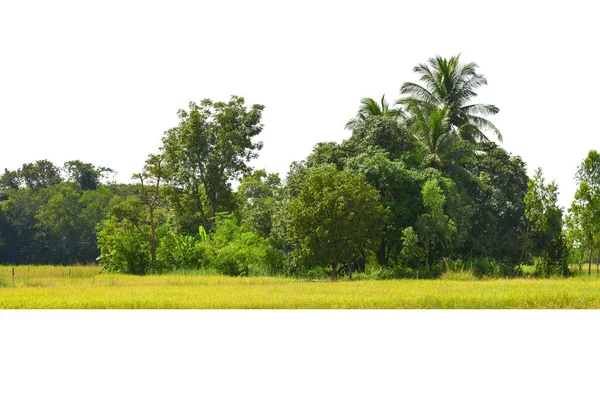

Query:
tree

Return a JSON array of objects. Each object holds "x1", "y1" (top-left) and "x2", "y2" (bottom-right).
[
  {"x1": 0, "y1": 168, "x2": 21, "y2": 191},
  {"x1": 409, "y1": 103, "x2": 480, "y2": 182},
  {"x1": 287, "y1": 165, "x2": 389, "y2": 280},
  {"x1": 462, "y1": 142, "x2": 528, "y2": 265},
  {"x1": 345, "y1": 95, "x2": 404, "y2": 131},
  {"x1": 161, "y1": 95, "x2": 264, "y2": 232},
  {"x1": 569, "y1": 150, "x2": 600, "y2": 275},
  {"x1": 345, "y1": 96, "x2": 414, "y2": 160},
  {"x1": 521, "y1": 168, "x2": 568, "y2": 275},
  {"x1": 416, "y1": 178, "x2": 456, "y2": 270},
  {"x1": 400, "y1": 54, "x2": 501, "y2": 143},
  {"x1": 345, "y1": 150, "x2": 423, "y2": 266},
  {"x1": 20, "y1": 160, "x2": 62, "y2": 191},
  {"x1": 64, "y1": 160, "x2": 114, "y2": 190},
  {"x1": 132, "y1": 153, "x2": 169, "y2": 267},
  {"x1": 237, "y1": 169, "x2": 282, "y2": 238}
]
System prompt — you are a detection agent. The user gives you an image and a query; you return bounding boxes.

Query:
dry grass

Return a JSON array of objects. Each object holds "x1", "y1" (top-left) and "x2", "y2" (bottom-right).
[{"x1": 3, "y1": 265, "x2": 600, "y2": 309}]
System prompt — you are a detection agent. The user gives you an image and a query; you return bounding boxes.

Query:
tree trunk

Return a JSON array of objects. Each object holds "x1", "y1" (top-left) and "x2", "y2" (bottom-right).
[
  {"x1": 377, "y1": 239, "x2": 387, "y2": 267},
  {"x1": 149, "y1": 207, "x2": 157, "y2": 266},
  {"x1": 519, "y1": 220, "x2": 530, "y2": 267},
  {"x1": 331, "y1": 256, "x2": 338, "y2": 281},
  {"x1": 425, "y1": 235, "x2": 430, "y2": 271},
  {"x1": 589, "y1": 246, "x2": 593, "y2": 276}
]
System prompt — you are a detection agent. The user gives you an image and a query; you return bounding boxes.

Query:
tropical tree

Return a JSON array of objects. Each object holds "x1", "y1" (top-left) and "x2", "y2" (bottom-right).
[
  {"x1": 345, "y1": 95, "x2": 404, "y2": 131},
  {"x1": 409, "y1": 103, "x2": 480, "y2": 182},
  {"x1": 400, "y1": 54, "x2": 501, "y2": 143},
  {"x1": 345, "y1": 96, "x2": 413, "y2": 159}
]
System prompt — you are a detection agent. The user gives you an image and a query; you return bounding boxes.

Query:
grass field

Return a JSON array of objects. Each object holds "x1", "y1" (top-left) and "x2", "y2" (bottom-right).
[{"x1": 3, "y1": 265, "x2": 600, "y2": 309}]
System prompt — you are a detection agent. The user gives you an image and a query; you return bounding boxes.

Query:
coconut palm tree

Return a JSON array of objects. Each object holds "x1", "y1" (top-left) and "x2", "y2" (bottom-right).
[
  {"x1": 409, "y1": 102, "x2": 481, "y2": 182},
  {"x1": 400, "y1": 54, "x2": 501, "y2": 143},
  {"x1": 345, "y1": 94, "x2": 405, "y2": 131}
]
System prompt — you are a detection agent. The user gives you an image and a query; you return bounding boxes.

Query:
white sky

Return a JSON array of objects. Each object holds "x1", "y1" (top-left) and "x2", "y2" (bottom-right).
[{"x1": 1, "y1": 1, "x2": 597, "y2": 209}]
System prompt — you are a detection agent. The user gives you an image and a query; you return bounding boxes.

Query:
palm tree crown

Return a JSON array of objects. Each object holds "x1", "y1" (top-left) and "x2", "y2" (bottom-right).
[
  {"x1": 345, "y1": 95, "x2": 404, "y2": 131},
  {"x1": 400, "y1": 54, "x2": 501, "y2": 143}
]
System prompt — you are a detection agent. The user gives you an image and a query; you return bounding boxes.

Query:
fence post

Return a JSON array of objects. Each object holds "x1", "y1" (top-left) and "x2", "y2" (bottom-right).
[
  {"x1": 12, "y1": 267, "x2": 15, "y2": 284},
  {"x1": 68, "y1": 268, "x2": 71, "y2": 278}
]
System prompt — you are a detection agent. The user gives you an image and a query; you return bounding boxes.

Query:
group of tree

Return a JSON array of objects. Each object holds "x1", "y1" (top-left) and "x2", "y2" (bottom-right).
[{"x1": 1, "y1": 55, "x2": 595, "y2": 279}]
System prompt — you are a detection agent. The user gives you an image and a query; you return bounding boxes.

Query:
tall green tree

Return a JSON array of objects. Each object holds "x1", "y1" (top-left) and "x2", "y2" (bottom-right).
[
  {"x1": 64, "y1": 160, "x2": 114, "y2": 190},
  {"x1": 161, "y1": 96, "x2": 264, "y2": 232},
  {"x1": 236, "y1": 169, "x2": 282, "y2": 238},
  {"x1": 520, "y1": 168, "x2": 568, "y2": 275},
  {"x1": 133, "y1": 153, "x2": 170, "y2": 266},
  {"x1": 463, "y1": 142, "x2": 528, "y2": 265},
  {"x1": 569, "y1": 150, "x2": 600, "y2": 274},
  {"x1": 345, "y1": 150, "x2": 423, "y2": 266},
  {"x1": 400, "y1": 54, "x2": 501, "y2": 143},
  {"x1": 20, "y1": 160, "x2": 63, "y2": 191}
]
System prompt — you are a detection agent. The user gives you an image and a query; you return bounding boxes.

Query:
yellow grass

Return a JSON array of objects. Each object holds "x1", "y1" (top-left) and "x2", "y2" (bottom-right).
[{"x1": 3, "y1": 266, "x2": 600, "y2": 309}]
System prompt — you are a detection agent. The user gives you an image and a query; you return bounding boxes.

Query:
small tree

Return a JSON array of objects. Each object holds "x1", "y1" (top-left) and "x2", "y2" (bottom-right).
[
  {"x1": 416, "y1": 178, "x2": 456, "y2": 270},
  {"x1": 133, "y1": 154, "x2": 169, "y2": 267},
  {"x1": 521, "y1": 168, "x2": 569, "y2": 276},
  {"x1": 287, "y1": 165, "x2": 389, "y2": 281},
  {"x1": 569, "y1": 151, "x2": 600, "y2": 275}
]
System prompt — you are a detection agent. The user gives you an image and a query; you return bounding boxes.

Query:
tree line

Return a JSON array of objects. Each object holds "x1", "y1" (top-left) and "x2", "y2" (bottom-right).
[{"x1": 1, "y1": 55, "x2": 598, "y2": 279}]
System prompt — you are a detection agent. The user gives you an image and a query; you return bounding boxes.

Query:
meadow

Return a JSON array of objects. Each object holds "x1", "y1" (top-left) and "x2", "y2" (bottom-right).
[{"x1": 3, "y1": 266, "x2": 600, "y2": 309}]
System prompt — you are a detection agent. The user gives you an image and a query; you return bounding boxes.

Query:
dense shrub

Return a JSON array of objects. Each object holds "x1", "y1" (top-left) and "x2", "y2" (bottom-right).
[
  {"x1": 156, "y1": 227, "x2": 214, "y2": 272},
  {"x1": 97, "y1": 217, "x2": 150, "y2": 275},
  {"x1": 212, "y1": 213, "x2": 284, "y2": 276}
]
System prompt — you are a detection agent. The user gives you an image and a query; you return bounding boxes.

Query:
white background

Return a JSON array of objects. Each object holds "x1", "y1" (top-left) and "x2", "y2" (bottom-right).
[
  {"x1": 1, "y1": 1, "x2": 598, "y2": 208},
  {"x1": 1, "y1": 311, "x2": 598, "y2": 400}
]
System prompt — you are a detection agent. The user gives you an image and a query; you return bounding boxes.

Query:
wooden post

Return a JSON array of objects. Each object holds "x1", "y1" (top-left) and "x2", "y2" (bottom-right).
[
  {"x1": 11, "y1": 267, "x2": 15, "y2": 284},
  {"x1": 68, "y1": 268, "x2": 71, "y2": 278}
]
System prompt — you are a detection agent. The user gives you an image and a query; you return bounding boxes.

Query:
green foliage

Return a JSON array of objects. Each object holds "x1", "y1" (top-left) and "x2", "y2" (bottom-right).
[
  {"x1": 463, "y1": 142, "x2": 528, "y2": 265},
  {"x1": 416, "y1": 178, "x2": 456, "y2": 268},
  {"x1": 19, "y1": 160, "x2": 63, "y2": 191},
  {"x1": 400, "y1": 54, "x2": 501, "y2": 143},
  {"x1": 156, "y1": 231, "x2": 214, "y2": 272},
  {"x1": 64, "y1": 160, "x2": 114, "y2": 190},
  {"x1": 568, "y1": 150, "x2": 600, "y2": 274},
  {"x1": 211, "y1": 213, "x2": 283, "y2": 276},
  {"x1": 237, "y1": 169, "x2": 282, "y2": 238},
  {"x1": 161, "y1": 95, "x2": 264, "y2": 232},
  {"x1": 97, "y1": 217, "x2": 151, "y2": 275},
  {"x1": 522, "y1": 168, "x2": 569, "y2": 276},
  {"x1": 399, "y1": 227, "x2": 424, "y2": 269},
  {"x1": 287, "y1": 165, "x2": 389, "y2": 280},
  {"x1": 345, "y1": 150, "x2": 423, "y2": 265}
]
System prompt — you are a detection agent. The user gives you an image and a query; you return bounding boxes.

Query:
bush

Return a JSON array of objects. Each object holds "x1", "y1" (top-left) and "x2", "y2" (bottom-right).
[
  {"x1": 212, "y1": 213, "x2": 284, "y2": 277},
  {"x1": 156, "y1": 227, "x2": 214, "y2": 272},
  {"x1": 97, "y1": 217, "x2": 150, "y2": 275}
]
